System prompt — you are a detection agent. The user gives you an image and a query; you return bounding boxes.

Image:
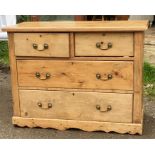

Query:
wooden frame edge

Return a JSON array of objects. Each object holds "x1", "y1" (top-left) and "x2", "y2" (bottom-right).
[
  {"x1": 8, "y1": 33, "x2": 20, "y2": 116},
  {"x1": 69, "y1": 32, "x2": 75, "y2": 58},
  {"x1": 133, "y1": 32, "x2": 144, "y2": 123},
  {"x1": 12, "y1": 117, "x2": 142, "y2": 135}
]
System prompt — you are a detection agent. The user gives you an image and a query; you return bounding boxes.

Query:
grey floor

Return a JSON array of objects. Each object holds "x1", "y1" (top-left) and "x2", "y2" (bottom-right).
[{"x1": 0, "y1": 69, "x2": 155, "y2": 139}]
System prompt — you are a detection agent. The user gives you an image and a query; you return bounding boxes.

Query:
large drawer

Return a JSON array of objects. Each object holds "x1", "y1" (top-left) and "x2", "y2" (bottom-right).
[
  {"x1": 17, "y1": 60, "x2": 133, "y2": 90},
  {"x1": 19, "y1": 90, "x2": 133, "y2": 123},
  {"x1": 75, "y1": 32, "x2": 133, "y2": 56},
  {"x1": 14, "y1": 33, "x2": 69, "y2": 57}
]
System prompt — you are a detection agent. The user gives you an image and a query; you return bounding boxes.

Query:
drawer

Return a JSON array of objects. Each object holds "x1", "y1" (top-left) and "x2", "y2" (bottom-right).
[
  {"x1": 17, "y1": 60, "x2": 133, "y2": 90},
  {"x1": 75, "y1": 33, "x2": 133, "y2": 56},
  {"x1": 14, "y1": 33, "x2": 69, "y2": 57},
  {"x1": 19, "y1": 90, "x2": 133, "y2": 123}
]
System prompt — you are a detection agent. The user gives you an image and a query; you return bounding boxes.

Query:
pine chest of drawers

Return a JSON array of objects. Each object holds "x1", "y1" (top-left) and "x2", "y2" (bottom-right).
[{"x1": 3, "y1": 21, "x2": 148, "y2": 134}]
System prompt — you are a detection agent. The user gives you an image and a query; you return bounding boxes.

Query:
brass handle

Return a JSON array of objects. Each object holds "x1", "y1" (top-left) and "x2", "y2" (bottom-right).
[
  {"x1": 96, "y1": 73, "x2": 113, "y2": 81},
  {"x1": 96, "y1": 42, "x2": 112, "y2": 50},
  {"x1": 32, "y1": 43, "x2": 49, "y2": 51},
  {"x1": 96, "y1": 105, "x2": 112, "y2": 112},
  {"x1": 35, "y1": 72, "x2": 51, "y2": 80},
  {"x1": 37, "y1": 102, "x2": 52, "y2": 110}
]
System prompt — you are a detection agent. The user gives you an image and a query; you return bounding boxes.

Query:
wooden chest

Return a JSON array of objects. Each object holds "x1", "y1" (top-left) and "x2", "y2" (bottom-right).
[{"x1": 3, "y1": 21, "x2": 148, "y2": 134}]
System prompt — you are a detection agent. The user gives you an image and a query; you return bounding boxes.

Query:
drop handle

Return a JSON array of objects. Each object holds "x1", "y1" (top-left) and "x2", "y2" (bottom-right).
[
  {"x1": 37, "y1": 102, "x2": 52, "y2": 110},
  {"x1": 96, "y1": 105, "x2": 112, "y2": 112},
  {"x1": 35, "y1": 72, "x2": 51, "y2": 80},
  {"x1": 96, "y1": 73, "x2": 113, "y2": 81},
  {"x1": 96, "y1": 42, "x2": 112, "y2": 50},
  {"x1": 32, "y1": 43, "x2": 49, "y2": 51}
]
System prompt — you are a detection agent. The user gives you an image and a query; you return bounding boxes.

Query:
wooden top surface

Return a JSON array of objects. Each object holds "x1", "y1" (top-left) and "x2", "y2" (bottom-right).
[{"x1": 2, "y1": 21, "x2": 149, "y2": 32}]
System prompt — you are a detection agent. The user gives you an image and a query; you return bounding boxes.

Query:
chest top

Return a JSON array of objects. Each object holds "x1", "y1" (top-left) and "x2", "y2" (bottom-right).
[{"x1": 2, "y1": 20, "x2": 148, "y2": 32}]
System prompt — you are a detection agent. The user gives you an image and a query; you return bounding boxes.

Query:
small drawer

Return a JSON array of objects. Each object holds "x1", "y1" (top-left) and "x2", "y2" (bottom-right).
[
  {"x1": 17, "y1": 60, "x2": 133, "y2": 90},
  {"x1": 20, "y1": 90, "x2": 133, "y2": 123},
  {"x1": 75, "y1": 32, "x2": 133, "y2": 56},
  {"x1": 14, "y1": 33, "x2": 69, "y2": 57}
]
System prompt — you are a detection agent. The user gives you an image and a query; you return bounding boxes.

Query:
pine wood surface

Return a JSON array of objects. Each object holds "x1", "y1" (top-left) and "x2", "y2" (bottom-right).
[
  {"x1": 17, "y1": 60, "x2": 133, "y2": 90},
  {"x1": 75, "y1": 32, "x2": 133, "y2": 56},
  {"x1": 2, "y1": 21, "x2": 148, "y2": 32},
  {"x1": 2, "y1": 21, "x2": 148, "y2": 134},
  {"x1": 14, "y1": 33, "x2": 69, "y2": 57},
  {"x1": 12, "y1": 117, "x2": 142, "y2": 134},
  {"x1": 8, "y1": 33, "x2": 20, "y2": 116},
  {"x1": 133, "y1": 32, "x2": 144, "y2": 123},
  {"x1": 19, "y1": 90, "x2": 133, "y2": 123}
]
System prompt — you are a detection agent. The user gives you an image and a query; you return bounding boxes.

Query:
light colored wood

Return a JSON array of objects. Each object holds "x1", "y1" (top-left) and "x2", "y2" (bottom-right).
[
  {"x1": 19, "y1": 90, "x2": 133, "y2": 123},
  {"x1": 16, "y1": 56, "x2": 134, "y2": 61},
  {"x1": 12, "y1": 117, "x2": 142, "y2": 134},
  {"x1": 17, "y1": 60, "x2": 133, "y2": 90},
  {"x1": 14, "y1": 33, "x2": 69, "y2": 57},
  {"x1": 2, "y1": 21, "x2": 148, "y2": 32},
  {"x1": 4, "y1": 21, "x2": 148, "y2": 135},
  {"x1": 75, "y1": 32, "x2": 133, "y2": 56},
  {"x1": 69, "y1": 33, "x2": 75, "y2": 58},
  {"x1": 19, "y1": 87, "x2": 133, "y2": 94},
  {"x1": 8, "y1": 33, "x2": 20, "y2": 116},
  {"x1": 133, "y1": 32, "x2": 144, "y2": 123}
]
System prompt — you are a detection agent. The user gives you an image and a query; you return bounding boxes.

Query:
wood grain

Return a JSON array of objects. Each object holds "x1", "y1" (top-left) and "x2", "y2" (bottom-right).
[
  {"x1": 2, "y1": 21, "x2": 148, "y2": 32},
  {"x1": 133, "y1": 32, "x2": 144, "y2": 123},
  {"x1": 12, "y1": 117, "x2": 143, "y2": 134},
  {"x1": 16, "y1": 56, "x2": 134, "y2": 61},
  {"x1": 14, "y1": 33, "x2": 69, "y2": 57},
  {"x1": 19, "y1": 87, "x2": 133, "y2": 94},
  {"x1": 8, "y1": 33, "x2": 20, "y2": 116},
  {"x1": 69, "y1": 32, "x2": 75, "y2": 58},
  {"x1": 5, "y1": 21, "x2": 148, "y2": 135},
  {"x1": 75, "y1": 32, "x2": 133, "y2": 56},
  {"x1": 17, "y1": 60, "x2": 134, "y2": 90},
  {"x1": 19, "y1": 90, "x2": 133, "y2": 123}
]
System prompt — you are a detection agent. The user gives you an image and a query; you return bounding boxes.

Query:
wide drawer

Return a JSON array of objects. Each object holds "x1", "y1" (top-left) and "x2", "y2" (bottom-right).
[
  {"x1": 75, "y1": 32, "x2": 133, "y2": 56},
  {"x1": 14, "y1": 33, "x2": 69, "y2": 57},
  {"x1": 17, "y1": 60, "x2": 133, "y2": 90},
  {"x1": 19, "y1": 90, "x2": 133, "y2": 123}
]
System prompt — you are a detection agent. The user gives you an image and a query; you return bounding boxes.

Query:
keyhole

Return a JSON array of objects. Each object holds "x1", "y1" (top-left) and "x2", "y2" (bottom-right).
[{"x1": 25, "y1": 112, "x2": 28, "y2": 116}]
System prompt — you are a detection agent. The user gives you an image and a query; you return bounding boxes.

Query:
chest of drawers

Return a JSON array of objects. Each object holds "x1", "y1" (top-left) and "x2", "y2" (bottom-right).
[{"x1": 3, "y1": 21, "x2": 148, "y2": 134}]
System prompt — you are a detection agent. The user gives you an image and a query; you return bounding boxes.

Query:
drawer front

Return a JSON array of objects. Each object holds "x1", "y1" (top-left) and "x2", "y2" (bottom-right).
[
  {"x1": 75, "y1": 33, "x2": 133, "y2": 56},
  {"x1": 14, "y1": 33, "x2": 69, "y2": 57},
  {"x1": 17, "y1": 60, "x2": 133, "y2": 90},
  {"x1": 20, "y1": 90, "x2": 133, "y2": 123}
]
